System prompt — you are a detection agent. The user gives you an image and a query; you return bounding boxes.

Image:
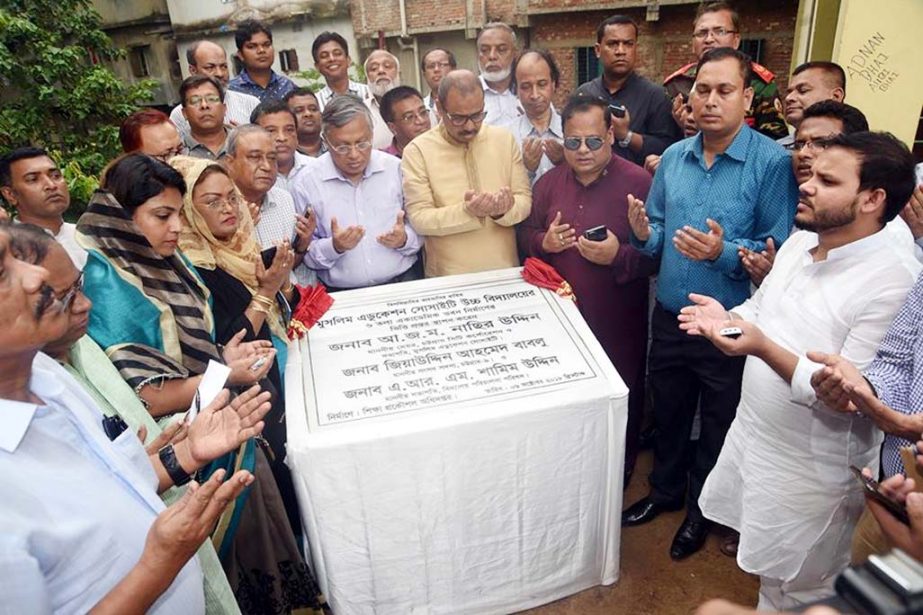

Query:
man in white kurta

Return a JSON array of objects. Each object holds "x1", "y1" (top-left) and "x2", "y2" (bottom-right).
[{"x1": 677, "y1": 132, "x2": 922, "y2": 610}]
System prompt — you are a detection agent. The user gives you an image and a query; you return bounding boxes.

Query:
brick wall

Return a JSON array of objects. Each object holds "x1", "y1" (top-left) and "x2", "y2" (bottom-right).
[{"x1": 350, "y1": 0, "x2": 798, "y2": 109}]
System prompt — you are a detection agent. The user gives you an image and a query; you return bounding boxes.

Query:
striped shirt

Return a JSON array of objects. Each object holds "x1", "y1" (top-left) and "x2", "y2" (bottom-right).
[
  {"x1": 865, "y1": 272, "x2": 923, "y2": 477},
  {"x1": 169, "y1": 90, "x2": 260, "y2": 140},
  {"x1": 316, "y1": 80, "x2": 369, "y2": 110}
]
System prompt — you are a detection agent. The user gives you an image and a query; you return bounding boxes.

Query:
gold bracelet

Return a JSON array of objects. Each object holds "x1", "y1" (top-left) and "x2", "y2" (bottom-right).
[
  {"x1": 249, "y1": 300, "x2": 271, "y2": 315},
  {"x1": 282, "y1": 281, "x2": 294, "y2": 293},
  {"x1": 251, "y1": 293, "x2": 276, "y2": 308}
]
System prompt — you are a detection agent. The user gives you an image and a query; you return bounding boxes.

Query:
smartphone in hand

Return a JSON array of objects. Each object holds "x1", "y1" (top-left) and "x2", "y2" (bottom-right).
[
  {"x1": 583, "y1": 225, "x2": 608, "y2": 242},
  {"x1": 850, "y1": 465, "x2": 910, "y2": 525}
]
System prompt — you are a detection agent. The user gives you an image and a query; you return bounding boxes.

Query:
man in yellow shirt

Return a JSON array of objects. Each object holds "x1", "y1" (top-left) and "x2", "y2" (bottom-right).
[{"x1": 401, "y1": 69, "x2": 531, "y2": 277}]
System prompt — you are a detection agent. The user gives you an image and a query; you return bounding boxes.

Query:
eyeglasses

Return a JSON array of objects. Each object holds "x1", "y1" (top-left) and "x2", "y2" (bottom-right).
[
  {"x1": 186, "y1": 94, "x2": 222, "y2": 107},
  {"x1": 201, "y1": 193, "x2": 242, "y2": 211},
  {"x1": 787, "y1": 137, "x2": 833, "y2": 152},
  {"x1": 693, "y1": 27, "x2": 738, "y2": 40},
  {"x1": 398, "y1": 110, "x2": 431, "y2": 124},
  {"x1": 326, "y1": 140, "x2": 373, "y2": 155},
  {"x1": 425, "y1": 61, "x2": 452, "y2": 71},
  {"x1": 57, "y1": 272, "x2": 84, "y2": 312},
  {"x1": 153, "y1": 145, "x2": 185, "y2": 163},
  {"x1": 443, "y1": 110, "x2": 488, "y2": 127},
  {"x1": 563, "y1": 136, "x2": 607, "y2": 151}
]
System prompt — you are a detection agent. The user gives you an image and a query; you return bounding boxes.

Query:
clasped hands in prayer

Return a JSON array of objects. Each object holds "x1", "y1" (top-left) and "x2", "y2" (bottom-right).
[
  {"x1": 521, "y1": 137, "x2": 564, "y2": 173},
  {"x1": 464, "y1": 187, "x2": 515, "y2": 219},
  {"x1": 541, "y1": 210, "x2": 620, "y2": 266}
]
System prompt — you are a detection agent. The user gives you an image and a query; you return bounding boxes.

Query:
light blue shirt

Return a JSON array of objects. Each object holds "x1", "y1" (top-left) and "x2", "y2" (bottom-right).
[
  {"x1": 291, "y1": 150, "x2": 421, "y2": 289},
  {"x1": 631, "y1": 126, "x2": 799, "y2": 313},
  {"x1": 501, "y1": 108, "x2": 563, "y2": 185},
  {"x1": 0, "y1": 354, "x2": 204, "y2": 615}
]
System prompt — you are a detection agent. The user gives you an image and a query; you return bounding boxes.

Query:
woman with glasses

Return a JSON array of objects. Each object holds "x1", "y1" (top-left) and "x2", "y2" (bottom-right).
[
  {"x1": 76, "y1": 153, "x2": 325, "y2": 614},
  {"x1": 170, "y1": 155, "x2": 306, "y2": 537}
]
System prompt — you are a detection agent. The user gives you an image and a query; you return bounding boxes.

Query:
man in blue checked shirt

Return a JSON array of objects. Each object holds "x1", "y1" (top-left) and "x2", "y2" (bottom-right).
[{"x1": 622, "y1": 47, "x2": 798, "y2": 560}]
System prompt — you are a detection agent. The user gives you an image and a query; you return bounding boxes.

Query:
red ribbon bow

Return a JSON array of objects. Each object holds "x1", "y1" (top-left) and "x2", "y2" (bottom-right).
[
  {"x1": 287, "y1": 284, "x2": 335, "y2": 340},
  {"x1": 521, "y1": 257, "x2": 576, "y2": 302}
]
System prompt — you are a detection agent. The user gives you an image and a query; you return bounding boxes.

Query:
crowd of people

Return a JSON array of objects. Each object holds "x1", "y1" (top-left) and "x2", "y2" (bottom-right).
[{"x1": 2, "y1": 1, "x2": 923, "y2": 613}]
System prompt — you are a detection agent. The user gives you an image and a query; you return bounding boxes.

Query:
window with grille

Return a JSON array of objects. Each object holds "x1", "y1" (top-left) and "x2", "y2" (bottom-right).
[
  {"x1": 129, "y1": 46, "x2": 151, "y2": 78},
  {"x1": 575, "y1": 47, "x2": 601, "y2": 87},
  {"x1": 280, "y1": 49, "x2": 300, "y2": 73}
]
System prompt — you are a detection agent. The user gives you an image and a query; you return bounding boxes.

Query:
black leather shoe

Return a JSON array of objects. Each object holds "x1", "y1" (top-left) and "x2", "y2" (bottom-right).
[
  {"x1": 670, "y1": 517, "x2": 712, "y2": 560},
  {"x1": 621, "y1": 496, "x2": 683, "y2": 527}
]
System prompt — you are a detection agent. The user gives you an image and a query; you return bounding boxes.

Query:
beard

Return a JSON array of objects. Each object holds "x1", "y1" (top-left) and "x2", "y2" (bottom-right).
[
  {"x1": 369, "y1": 78, "x2": 399, "y2": 98},
  {"x1": 794, "y1": 196, "x2": 859, "y2": 232},
  {"x1": 480, "y1": 65, "x2": 511, "y2": 84}
]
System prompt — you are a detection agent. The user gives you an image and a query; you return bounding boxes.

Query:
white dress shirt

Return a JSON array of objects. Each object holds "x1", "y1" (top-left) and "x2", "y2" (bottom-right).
[
  {"x1": 13, "y1": 219, "x2": 87, "y2": 271},
  {"x1": 501, "y1": 108, "x2": 563, "y2": 185},
  {"x1": 0, "y1": 353, "x2": 204, "y2": 614},
  {"x1": 422, "y1": 93, "x2": 440, "y2": 126},
  {"x1": 170, "y1": 89, "x2": 260, "y2": 140},
  {"x1": 699, "y1": 229, "x2": 921, "y2": 584},
  {"x1": 316, "y1": 81, "x2": 369, "y2": 111},
  {"x1": 480, "y1": 76, "x2": 522, "y2": 126},
  {"x1": 364, "y1": 93, "x2": 396, "y2": 150},
  {"x1": 291, "y1": 150, "x2": 420, "y2": 289},
  {"x1": 253, "y1": 185, "x2": 316, "y2": 286}
]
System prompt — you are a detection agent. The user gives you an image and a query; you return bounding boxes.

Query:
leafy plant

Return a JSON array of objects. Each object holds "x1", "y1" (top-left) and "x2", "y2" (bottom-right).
[{"x1": 0, "y1": 0, "x2": 155, "y2": 215}]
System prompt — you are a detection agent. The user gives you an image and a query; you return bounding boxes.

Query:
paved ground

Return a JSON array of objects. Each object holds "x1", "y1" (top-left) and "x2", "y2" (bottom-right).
[{"x1": 521, "y1": 450, "x2": 759, "y2": 615}]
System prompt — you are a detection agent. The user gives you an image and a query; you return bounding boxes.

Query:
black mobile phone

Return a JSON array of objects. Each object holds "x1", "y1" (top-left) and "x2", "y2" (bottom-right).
[
  {"x1": 609, "y1": 104, "x2": 626, "y2": 119},
  {"x1": 583, "y1": 225, "x2": 608, "y2": 242},
  {"x1": 261, "y1": 246, "x2": 277, "y2": 269},
  {"x1": 850, "y1": 465, "x2": 910, "y2": 525}
]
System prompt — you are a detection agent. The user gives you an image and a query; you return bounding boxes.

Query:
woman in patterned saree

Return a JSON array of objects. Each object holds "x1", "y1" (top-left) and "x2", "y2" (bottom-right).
[{"x1": 76, "y1": 154, "x2": 325, "y2": 614}]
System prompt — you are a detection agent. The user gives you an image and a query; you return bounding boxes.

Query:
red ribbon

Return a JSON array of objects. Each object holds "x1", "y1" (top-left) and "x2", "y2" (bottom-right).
[
  {"x1": 287, "y1": 284, "x2": 335, "y2": 340},
  {"x1": 521, "y1": 257, "x2": 576, "y2": 302}
]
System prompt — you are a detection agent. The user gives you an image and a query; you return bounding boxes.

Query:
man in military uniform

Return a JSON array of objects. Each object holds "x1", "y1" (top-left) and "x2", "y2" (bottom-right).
[{"x1": 664, "y1": 0, "x2": 787, "y2": 140}]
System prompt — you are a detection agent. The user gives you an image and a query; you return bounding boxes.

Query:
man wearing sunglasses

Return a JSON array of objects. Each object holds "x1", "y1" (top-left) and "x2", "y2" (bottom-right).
[
  {"x1": 0, "y1": 147, "x2": 86, "y2": 270},
  {"x1": 664, "y1": 0, "x2": 787, "y2": 140},
  {"x1": 518, "y1": 94, "x2": 656, "y2": 484},
  {"x1": 623, "y1": 47, "x2": 798, "y2": 561},
  {"x1": 402, "y1": 70, "x2": 531, "y2": 278}
]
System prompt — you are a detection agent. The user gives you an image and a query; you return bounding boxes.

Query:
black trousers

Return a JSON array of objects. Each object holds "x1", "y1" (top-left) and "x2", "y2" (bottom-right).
[{"x1": 647, "y1": 302, "x2": 745, "y2": 521}]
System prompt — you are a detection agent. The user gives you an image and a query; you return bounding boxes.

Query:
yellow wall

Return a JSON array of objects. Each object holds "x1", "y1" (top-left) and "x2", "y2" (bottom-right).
[{"x1": 832, "y1": 0, "x2": 923, "y2": 145}]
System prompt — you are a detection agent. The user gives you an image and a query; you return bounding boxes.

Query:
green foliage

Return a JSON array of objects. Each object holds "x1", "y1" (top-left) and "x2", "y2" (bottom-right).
[
  {"x1": 293, "y1": 63, "x2": 366, "y2": 93},
  {"x1": 0, "y1": 0, "x2": 155, "y2": 213}
]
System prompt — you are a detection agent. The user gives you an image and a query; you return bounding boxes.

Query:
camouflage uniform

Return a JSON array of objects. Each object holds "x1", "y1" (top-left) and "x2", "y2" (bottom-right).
[{"x1": 664, "y1": 60, "x2": 788, "y2": 140}]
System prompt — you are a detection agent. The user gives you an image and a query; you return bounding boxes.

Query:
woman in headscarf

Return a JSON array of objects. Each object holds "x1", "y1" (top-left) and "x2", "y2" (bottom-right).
[
  {"x1": 170, "y1": 154, "x2": 302, "y2": 540},
  {"x1": 76, "y1": 154, "x2": 325, "y2": 615}
]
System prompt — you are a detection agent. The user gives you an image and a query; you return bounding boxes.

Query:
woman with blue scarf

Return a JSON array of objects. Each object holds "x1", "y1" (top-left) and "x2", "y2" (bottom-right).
[{"x1": 77, "y1": 154, "x2": 324, "y2": 615}]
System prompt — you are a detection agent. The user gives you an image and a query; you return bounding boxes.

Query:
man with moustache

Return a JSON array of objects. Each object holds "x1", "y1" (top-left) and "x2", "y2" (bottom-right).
[
  {"x1": 179, "y1": 75, "x2": 231, "y2": 160},
  {"x1": 285, "y1": 87, "x2": 328, "y2": 157},
  {"x1": 227, "y1": 19, "x2": 296, "y2": 102},
  {"x1": 665, "y1": 1, "x2": 787, "y2": 140},
  {"x1": 477, "y1": 23, "x2": 522, "y2": 126},
  {"x1": 402, "y1": 70, "x2": 531, "y2": 277},
  {"x1": 292, "y1": 96, "x2": 421, "y2": 291},
  {"x1": 420, "y1": 47, "x2": 457, "y2": 123},
  {"x1": 0, "y1": 223, "x2": 264, "y2": 614},
  {"x1": 251, "y1": 100, "x2": 315, "y2": 192},
  {"x1": 504, "y1": 48, "x2": 565, "y2": 185},
  {"x1": 623, "y1": 48, "x2": 798, "y2": 560},
  {"x1": 170, "y1": 40, "x2": 260, "y2": 139},
  {"x1": 680, "y1": 131, "x2": 920, "y2": 608},
  {"x1": 778, "y1": 62, "x2": 846, "y2": 147},
  {"x1": 380, "y1": 86, "x2": 432, "y2": 158},
  {"x1": 224, "y1": 125, "x2": 315, "y2": 285},
  {"x1": 576, "y1": 15, "x2": 680, "y2": 166},
  {"x1": 518, "y1": 94, "x2": 656, "y2": 483},
  {"x1": 0, "y1": 147, "x2": 86, "y2": 269},
  {"x1": 363, "y1": 49, "x2": 400, "y2": 149},
  {"x1": 312, "y1": 32, "x2": 369, "y2": 110}
]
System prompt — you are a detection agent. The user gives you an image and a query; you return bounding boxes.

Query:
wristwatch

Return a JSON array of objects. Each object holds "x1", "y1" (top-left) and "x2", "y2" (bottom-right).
[
  {"x1": 618, "y1": 130, "x2": 633, "y2": 148},
  {"x1": 159, "y1": 444, "x2": 192, "y2": 486}
]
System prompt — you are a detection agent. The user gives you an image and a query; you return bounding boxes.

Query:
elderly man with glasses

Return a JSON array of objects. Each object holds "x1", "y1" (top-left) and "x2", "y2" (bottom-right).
[
  {"x1": 664, "y1": 0, "x2": 787, "y2": 140},
  {"x1": 401, "y1": 69, "x2": 531, "y2": 278},
  {"x1": 290, "y1": 95, "x2": 422, "y2": 291}
]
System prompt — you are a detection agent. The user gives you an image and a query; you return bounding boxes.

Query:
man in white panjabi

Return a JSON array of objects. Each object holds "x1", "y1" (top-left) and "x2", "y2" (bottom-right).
[{"x1": 677, "y1": 131, "x2": 922, "y2": 610}]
